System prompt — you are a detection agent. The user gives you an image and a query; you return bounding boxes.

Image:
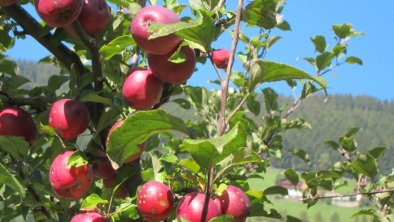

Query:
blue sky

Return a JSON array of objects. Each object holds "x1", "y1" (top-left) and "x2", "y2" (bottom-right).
[{"x1": 7, "y1": 0, "x2": 394, "y2": 100}]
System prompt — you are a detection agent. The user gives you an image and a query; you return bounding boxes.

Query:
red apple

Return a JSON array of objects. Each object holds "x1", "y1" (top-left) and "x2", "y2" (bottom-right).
[
  {"x1": 70, "y1": 212, "x2": 109, "y2": 222},
  {"x1": 0, "y1": 107, "x2": 37, "y2": 144},
  {"x1": 103, "y1": 175, "x2": 129, "y2": 199},
  {"x1": 0, "y1": 0, "x2": 17, "y2": 7},
  {"x1": 214, "y1": 185, "x2": 250, "y2": 222},
  {"x1": 106, "y1": 120, "x2": 146, "y2": 163},
  {"x1": 177, "y1": 192, "x2": 221, "y2": 222},
  {"x1": 212, "y1": 49, "x2": 230, "y2": 69},
  {"x1": 92, "y1": 159, "x2": 116, "y2": 179},
  {"x1": 122, "y1": 68, "x2": 163, "y2": 110},
  {"x1": 130, "y1": 5, "x2": 181, "y2": 55},
  {"x1": 49, "y1": 98, "x2": 90, "y2": 140},
  {"x1": 64, "y1": 0, "x2": 110, "y2": 36},
  {"x1": 148, "y1": 45, "x2": 196, "y2": 84},
  {"x1": 35, "y1": 0, "x2": 83, "y2": 27},
  {"x1": 137, "y1": 181, "x2": 174, "y2": 222},
  {"x1": 49, "y1": 150, "x2": 93, "y2": 200}
]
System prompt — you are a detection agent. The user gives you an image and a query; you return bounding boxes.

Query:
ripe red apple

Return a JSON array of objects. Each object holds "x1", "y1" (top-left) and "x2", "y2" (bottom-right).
[
  {"x1": 35, "y1": 0, "x2": 83, "y2": 27},
  {"x1": 137, "y1": 181, "x2": 175, "y2": 222},
  {"x1": 49, "y1": 150, "x2": 93, "y2": 200},
  {"x1": 103, "y1": 175, "x2": 129, "y2": 199},
  {"x1": 49, "y1": 98, "x2": 90, "y2": 140},
  {"x1": 106, "y1": 120, "x2": 146, "y2": 163},
  {"x1": 92, "y1": 159, "x2": 116, "y2": 179},
  {"x1": 0, "y1": 0, "x2": 17, "y2": 7},
  {"x1": 214, "y1": 185, "x2": 250, "y2": 222},
  {"x1": 0, "y1": 107, "x2": 37, "y2": 144},
  {"x1": 122, "y1": 68, "x2": 163, "y2": 110},
  {"x1": 70, "y1": 212, "x2": 109, "y2": 222},
  {"x1": 64, "y1": 0, "x2": 110, "y2": 36},
  {"x1": 212, "y1": 49, "x2": 230, "y2": 69},
  {"x1": 148, "y1": 45, "x2": 196, "y2": 84},
  {"x1": 130, "y1": 5, "x2": 181, "y2": 55},
  {"x1": 177, "y1": 192, "x2": 221, "y2": 222}
]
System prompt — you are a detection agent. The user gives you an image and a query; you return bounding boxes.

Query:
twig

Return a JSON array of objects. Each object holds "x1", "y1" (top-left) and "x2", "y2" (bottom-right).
[
  {"x1": 301, "y1": 189, "x2": 394, "y2": 201},
  {"x1": 225, "y1": 91, "x2": 251, "y2": 125},
  {"x1": 218, "y1": 0, "x2": 244, "y2": 135},
  {"x1": 207, "y1": 52, "x2": 223, "y2": 82},
  {"x1": 2, "y1": 4, "x2": 88, "y2": 76},
  {"x1": 214, "y1": 0, "x2": 226, "y2": 11}
]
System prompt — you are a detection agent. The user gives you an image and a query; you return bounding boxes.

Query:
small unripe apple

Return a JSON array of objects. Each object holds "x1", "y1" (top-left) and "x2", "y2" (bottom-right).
[
  {"x1": 214, "y1": 185, "x2": 250, "y2": 222},
  {"x1": 0, "y1": 0, "x2": 17, "y2": 7},
  {"x1": 0, "y1": 107, "x2": 37, "y2": 144},
  {"x1": 148, "y1": 45, "x2": 196, "y2": 84},
  {"x1": 106, "y1": 120, "x2": 146, "y2": 163},
  {"x1": 92, "y1": 159, "x2": 116, "y2": 179},
  {"x1": 64, "y1": 0, "x2": 110, "y2": 36},
  {"x1": 122, "y1": 68, "x2": 163, "y2": 110},
  {"x1": 35, "y1": 0, "x2": 83, "y2": 27},
  {"x1": 70, "y1": 212, "x2": 109, "y2": 222},
  {"x1": 49, "y1": 98, "x2": 90, "y2": 140},
  {"x1": 177, "y1": 192, "x2": 221, "y2": 222},
  {"x1": 212, "y1": 49, "x2": 230, "y2": 69},
  {"x1": 49, "y1": 150, "x2": 93, "y2": 200},
  {"x1": 137, "y1": 181, "x2": 175, "y2": 222},
  {"x1": 130, "y1": 5, "x2": 181, "y2": 55},
  {"x1": 103, "y1": 175, "x2": 129, "y2": 199}
]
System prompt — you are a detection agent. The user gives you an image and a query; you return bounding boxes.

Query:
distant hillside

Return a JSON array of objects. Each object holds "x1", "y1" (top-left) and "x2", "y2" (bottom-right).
[{"x1": 15, "y1": 60, "x2": 394, "y2": 173}]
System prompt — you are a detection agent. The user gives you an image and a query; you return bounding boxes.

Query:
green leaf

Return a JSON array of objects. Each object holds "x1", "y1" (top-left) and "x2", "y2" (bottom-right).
[
  {"x1": 184, "y1": 86, "x2": 208, "y2": 111},
  {"x1": 189, "y1": 0, "x2": 220, "y2": 11},
  {"x1": 208, "y1": 215, "x2": 234, "y2": 222},
  {"x1": 249, "y1": 61, "x2": 326, "y2": 93},
  {"x1": 0, "y1": 136, "x2": 29, "y2": 160},
  {"x1": 96, "y1": 108, "x2": 122, "y2": 135},
  {"x1": 171, "y1": 98, "x2": 191, "y2": 109},
  {"x1": 284, "y1": 168, "x2": 299, "y2": 186},
  {"x1": 351, "y1": 153, "x2": 377, "y2": 178},
  {"x1": 316, "y1": 52, "x2": 333, "y2": 72},
  {"x1": 0, "y1": 162, "x2": 25, "y2": 199},
  {"x1": 345, "y1": 56, "x2": 363, "y2": 65},
  {"x1": 67, "y1": 151, "x2": 89, "y2": 168},
  {"x1": 289, "y1": 148, "x2": 310, "y2": 163},
  {"x1": 325, "y1": 140, "x2": 339, "y2": 150},
  {"x1": 81, "y1": 92, "x2": 112, "y2": 106},
  {"x1": 242, "y1": 0, "x2": 277, "y2": 29},
  {"x1": 181, "y1": 122, "x2": 246, "y2": 170},
  {"x1": 263, "y1": 186, "x2": 288, "y2": 196},
  {"x1": 246, "y1": 94, "x2": 261, "y2": 116},
  {"x1": 107, "y1": 109, "x2": 189, "y2": 168},
  {"x1": 80, "y1": 193, "x2": 108, "y2": 211},
  {"x1": 262, "y1": 88, "x2": 278, "y2": 113},
  {"x1": 332, "y1": 23, "x2": 352, "y2": 39},
  {"x1": 345, "y1": 127, "x2": 360, "y2": 137},
  {"x1": 311, "y1": 35, "x2": 326, "y2": 53},
  {"x1": 47, "y1": 75, "x2": 68, "y2": 92},
  {"x1": 178, "y1": 159, "x2": 200, "y2": 173},
  {"x1": 287, "y1": 215, "x2": 303, "y2": 222},
  {"x1": 99, "y1": 35, "x2": 135, "y2": 60},
  {"x1": 339, "y1": 135, "x2": 357, "y2": 152},
  {"x1": 3, "y1": 75, "x2": 30, "y2": 91},
  {"x1": 148, "y1": 12, "x2": 216, "y2": 52},
  {"x1": 277, "y1": 21, "x2": 291, "y2": 31},
  {"x1": 367, "y1": 147, "x2": 386, "y2": 160},
  {"x1": 0, "y1": 57, "x2": 17, "y2": 75}
]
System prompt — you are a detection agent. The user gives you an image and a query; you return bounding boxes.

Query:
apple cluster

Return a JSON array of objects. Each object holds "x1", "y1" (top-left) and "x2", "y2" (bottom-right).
[
  {"x1": 123, "y1": 5, "x2": 197, "y2": 110},
  {"x1": 136, "y1": 181, "x2": 250, "y2": 222}
]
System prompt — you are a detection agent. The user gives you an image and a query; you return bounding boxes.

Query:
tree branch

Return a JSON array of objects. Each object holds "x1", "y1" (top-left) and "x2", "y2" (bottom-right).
[
  {"x1": 218, "y1": 0, "x2": 243, "y2": 135},
  {"x1": 207, "y1": 52, "x2": 223, "y2": 82},
  {"x1": 3, "y1": 4, "x2": 89, "y2": 76},
  {"x1": 301, "y1": 189, "x2": 394, "y2": 201},
  {"x1": 0, "y1": 92, "x2": 55, "y2": 110}
]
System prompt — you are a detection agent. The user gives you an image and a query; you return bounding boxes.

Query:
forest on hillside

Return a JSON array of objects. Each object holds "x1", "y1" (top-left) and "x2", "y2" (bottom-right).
[{"x1": 15, "y1": 60, "x2": 394, "y2": 174}]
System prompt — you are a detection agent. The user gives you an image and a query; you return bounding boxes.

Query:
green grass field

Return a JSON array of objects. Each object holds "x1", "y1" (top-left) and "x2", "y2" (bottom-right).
[{"x1": 245, "y1": 168, "x2": 373, "y2": 222}]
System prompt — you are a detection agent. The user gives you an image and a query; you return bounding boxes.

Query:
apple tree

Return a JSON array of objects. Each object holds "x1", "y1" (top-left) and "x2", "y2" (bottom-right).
[{"x1": 0, "y1": 0, "x2": 393, "y2": 221}]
